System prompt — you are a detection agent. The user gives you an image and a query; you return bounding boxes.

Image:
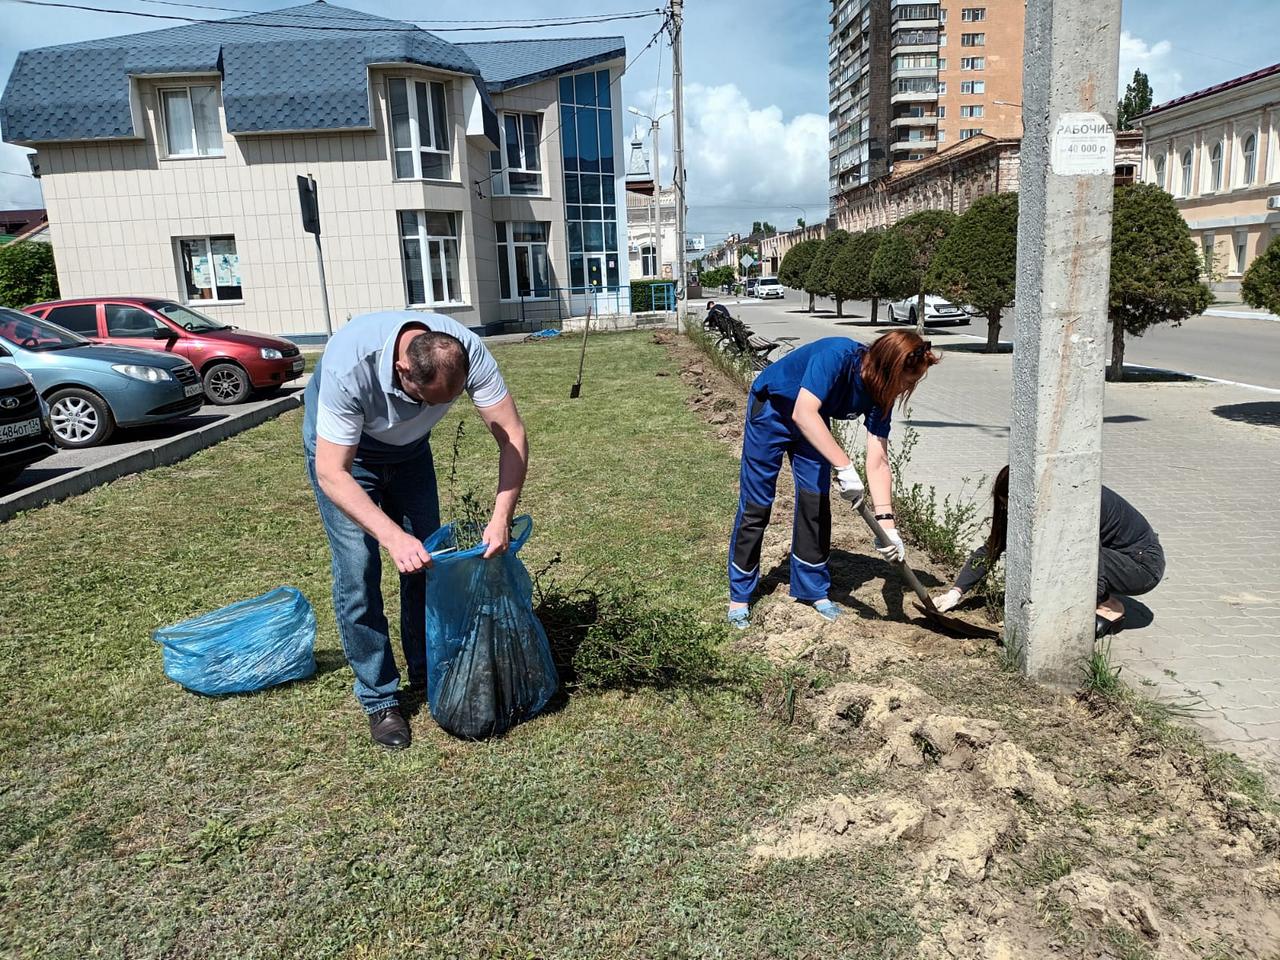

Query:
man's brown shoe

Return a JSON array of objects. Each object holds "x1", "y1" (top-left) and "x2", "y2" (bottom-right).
[{"x1": 369, "y1": 706, "x2": 411, "y2": 750}]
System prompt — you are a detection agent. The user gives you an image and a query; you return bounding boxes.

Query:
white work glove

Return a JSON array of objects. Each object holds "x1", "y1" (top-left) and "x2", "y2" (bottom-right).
[
  {"x1": 834, "y1": 462, "x2": 865, "y2": 503},
  {"x1": 933, "y1": 587, "x2": 963, "y2": 613},
  {"x1": 876, "y1": 527, "x2": 906, "y2": 563}
]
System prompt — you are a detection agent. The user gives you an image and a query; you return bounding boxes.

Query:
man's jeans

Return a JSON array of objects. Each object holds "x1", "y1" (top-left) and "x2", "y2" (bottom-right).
[{"x1": 304, "y1": 442, "x2": 440, "y2": 715}]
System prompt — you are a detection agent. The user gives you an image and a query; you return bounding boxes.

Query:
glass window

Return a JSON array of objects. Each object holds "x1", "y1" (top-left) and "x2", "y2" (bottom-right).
[
  {"x1": 596, "y1": 70, "x2": 611, "y2": 108},
  {"x1": 1235, "y1": 233, "x2": 1248, "y2": 274},
  {"x1": 578, "y1": 108, "x2": 600, "y2": 172},
  {"x1": 398, "y1": 211, "x2": 461, "y2": 307},
  {"x1": 497, "y1": 221, "x2": 551, "y2": 300},
  {"x1": 495, "y1": 112, "x2": 544, "y2": 196},
  {"x1": 1241, "y1": 134, "x2": 1257, "y2": 186},
  {"x1": 1181, "y1": 149, "x2": 1194, "y2": 196},
  {"x1": 961, "y1": 33, "x2": 985, "y2": 45},
  {"x1": 1209, "y1": 142, "x2": 1223, "y2": 191},
  {"x1": 1154, "y1": 155, "x2": 1166, "y2": 190},
  {"x1": 177, "y1": 236, "x2": 241, "y2": 303},
  {"x1": 388, "y1": 78, "x2": 451, "y2": 180},
  {"x1": 961, "y1": 7, "x2": 986, "y2": 20},
  {"x1": 161, "y1": 84, "x2": 223, "y2": 158},
  {"x1": 44, "y1": 304, "x2": 98, "y2": 335},
  {"x1": 559, "y1": 76, "x2": 574, "y2": 105},
  {"x1": 575, "y1": 72, "x2": 597, "y2": 108},
  {"x1": 560, "y1": 104, "x2": 578, "y2": 170},
  {"x1": 105, "y1": 304, "x2": 166, "y2": 337}
]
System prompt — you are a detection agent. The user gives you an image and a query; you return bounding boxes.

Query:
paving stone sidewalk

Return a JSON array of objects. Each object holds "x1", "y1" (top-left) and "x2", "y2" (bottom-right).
[{"x1": 897, "y1": 350, "x2": 1280, "y2": 776}]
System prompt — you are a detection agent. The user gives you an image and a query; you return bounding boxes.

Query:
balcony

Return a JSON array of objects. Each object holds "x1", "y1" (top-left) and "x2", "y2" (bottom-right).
[
  {"x1": 890, "y1": 65, "x2": 938, "y2": 81},
  {"x1": 891, "y1": 137, "x2": 937, "y2": 153},
  {"x1": 891, "y1": 114, "x2": 939, "y2": 128},
  {"x1": 890, "y1": 29, "x2": 939, "y2": 54},
  {"x1": 890, "y1": 88, "x2": 939, "y2": 105}
]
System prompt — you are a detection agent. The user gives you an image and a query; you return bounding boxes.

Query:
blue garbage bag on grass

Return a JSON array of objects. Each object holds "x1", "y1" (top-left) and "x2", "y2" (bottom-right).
[
  {"x1": 423, "y1": 514, "x2": 558, "y2": 740},
  {"x1": 154, "y1": 587, "x2": 317, "y2": 695}
]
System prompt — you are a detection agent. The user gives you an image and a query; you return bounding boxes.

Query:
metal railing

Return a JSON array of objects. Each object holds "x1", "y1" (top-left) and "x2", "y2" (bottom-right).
[{"x1": 481, "y1": 284, "x2": 676, "y2": 336}]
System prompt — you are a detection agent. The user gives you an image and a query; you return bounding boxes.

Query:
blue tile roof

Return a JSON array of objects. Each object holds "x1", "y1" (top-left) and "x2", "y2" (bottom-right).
[
  {"x1": 0, "y1": 2, "x2": 624, "y2": 145},
  {"x1": 459, "y1": 37, "x2": 626, "y2": 92}
]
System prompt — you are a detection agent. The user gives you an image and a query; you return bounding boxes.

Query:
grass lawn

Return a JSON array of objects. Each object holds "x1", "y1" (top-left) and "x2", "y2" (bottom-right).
[{"x1": 0, "y1": 333, "x2": 919, "y2": 958}]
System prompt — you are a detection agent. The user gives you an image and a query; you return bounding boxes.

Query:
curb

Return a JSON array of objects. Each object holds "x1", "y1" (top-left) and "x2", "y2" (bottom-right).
[
  {"x1": 1204, "y1": 308, "x2": 1280, "y2": 322},
  {"x1": 0, "y1": 391, "x2": 305, "y2": 523}
]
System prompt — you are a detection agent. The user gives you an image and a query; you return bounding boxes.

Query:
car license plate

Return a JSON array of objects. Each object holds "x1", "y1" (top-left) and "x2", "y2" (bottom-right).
[
  {"x1": 291, "y1": 358, "x2": 304, "y2": 373},
  {"x1": 0, "y1": 417, "x2": 41, "y2": 442},
  {"x1": 184, "y1": 383, "x2": 203, "y2": 398}
]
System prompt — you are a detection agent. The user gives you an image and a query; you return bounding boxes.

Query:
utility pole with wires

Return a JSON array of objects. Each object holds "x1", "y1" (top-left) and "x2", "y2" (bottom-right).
[
  {"x1": 669, "y1": 0, "x2": 688, "y2": 322},
  {"x1": 1005, "y1": 0, "x2": 1123, "y2": 682}
]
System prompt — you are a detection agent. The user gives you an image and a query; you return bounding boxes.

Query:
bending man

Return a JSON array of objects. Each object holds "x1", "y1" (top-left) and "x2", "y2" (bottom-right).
[{"x1": 303, "y1": 311, "x2": 527, "y2": 749}]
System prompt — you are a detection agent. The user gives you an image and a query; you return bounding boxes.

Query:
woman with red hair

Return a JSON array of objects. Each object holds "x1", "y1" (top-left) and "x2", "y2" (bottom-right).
[{"x1": 728, "y1": 331, "x2": 939, "y2": 628}]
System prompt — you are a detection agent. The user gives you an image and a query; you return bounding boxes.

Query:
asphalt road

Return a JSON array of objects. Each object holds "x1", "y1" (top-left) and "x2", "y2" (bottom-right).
[{"x1": 720, "y1": 290, "x2": 1280, "y2": 391}]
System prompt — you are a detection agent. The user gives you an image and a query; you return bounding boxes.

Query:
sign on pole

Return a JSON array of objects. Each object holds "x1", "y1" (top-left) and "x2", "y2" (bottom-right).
[
  {"x1": 297, "y1": 174, "x2": 333, "y2": 338},
  {"x1": 740, "y1": 253, "x2": 756, "y2": 270}
]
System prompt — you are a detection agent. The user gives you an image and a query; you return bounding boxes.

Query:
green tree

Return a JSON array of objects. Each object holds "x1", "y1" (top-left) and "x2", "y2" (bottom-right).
[
  {"x1": 830, "y1": 231, "x2": 884, "y2": 322},
  {"x1": 871, "y1": 210, "x2": 958, "y2": 332},
  {"x1": 700, "y1": 266, "x2": 734, "y2": 290},
  {"x1": 926, "y1": 193, "x2": 1018, "y2": 352},
  {"x1": 1241, "y1": 234, "x2": 1280, "y2": 315},
  {"x1": 1108, "y1": 182, "x2": 1212, "y2": 381},
  {"x1": 796, "y1": 217, "x2": 806, "y2": 229},
  {"x1": 0, "y1": 241, "x2": 59, "y2": 308},
  {"x1": 803, "y1": 230, "x2": 851, "y2": 312},
  {"x1": 1117, "y1": 69, "x2": 1154, "y2": 131},
  {"x1": 778, "y1": 239, "x2": 822, "y2": 311}
]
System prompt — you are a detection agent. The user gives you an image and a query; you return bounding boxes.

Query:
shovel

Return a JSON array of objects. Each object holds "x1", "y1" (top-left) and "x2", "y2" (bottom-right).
[
  {"x1": 853, "y1": 497, "x2": 998, "y2": 640},
  {"x1": 569, "y1": 307, "x2": 592, "y2": 399}
]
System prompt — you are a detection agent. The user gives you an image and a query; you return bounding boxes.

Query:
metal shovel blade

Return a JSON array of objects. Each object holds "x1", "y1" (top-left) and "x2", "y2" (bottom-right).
[{"x1": 853, "y1": 499, "x2": 998, "y2": 641}]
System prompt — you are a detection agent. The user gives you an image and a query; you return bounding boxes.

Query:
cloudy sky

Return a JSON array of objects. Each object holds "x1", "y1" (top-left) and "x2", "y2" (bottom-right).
[{"x1": 2, "y1": 0, "x2": 1278, "y2": 242}]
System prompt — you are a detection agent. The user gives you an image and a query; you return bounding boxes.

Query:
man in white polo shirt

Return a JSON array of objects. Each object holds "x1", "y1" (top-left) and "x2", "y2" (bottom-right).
[{"x1": 302, "y1": 310, "x2": 527, "y2": 749}]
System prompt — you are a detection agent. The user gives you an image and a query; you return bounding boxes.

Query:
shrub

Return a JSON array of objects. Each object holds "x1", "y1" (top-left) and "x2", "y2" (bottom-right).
[
  {"x1": 927, "y1": 193, "x2": 1018, "y2": 352},
  {"x1": 0, "y1": 241, "x2": 58, "y2": 308},
  {"x1": 1242, "y1": 233, "x2": 1280, "y2": 315},
  {"x1": 631, "y1": 278, "x2": 674, "y2": 313}
]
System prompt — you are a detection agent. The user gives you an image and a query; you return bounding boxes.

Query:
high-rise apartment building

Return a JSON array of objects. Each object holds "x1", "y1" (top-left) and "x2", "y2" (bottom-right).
[{"x1": 829, "y1": 0, "x2": 1023, "y2": 205}]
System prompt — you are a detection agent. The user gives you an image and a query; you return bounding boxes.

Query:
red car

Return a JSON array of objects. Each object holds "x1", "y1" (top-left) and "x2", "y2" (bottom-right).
[{"x1": 26, "y1": 298, "x2": 305, "y2": 405}]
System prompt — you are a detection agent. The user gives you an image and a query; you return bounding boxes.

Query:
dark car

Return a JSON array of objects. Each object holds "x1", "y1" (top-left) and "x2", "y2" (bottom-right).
[
  {"x1": 0, "y1": 363, "x2": 57, "y2": 486},
  {"x1": 26, "y1": 298, "x2": 304, "y2": 405}
]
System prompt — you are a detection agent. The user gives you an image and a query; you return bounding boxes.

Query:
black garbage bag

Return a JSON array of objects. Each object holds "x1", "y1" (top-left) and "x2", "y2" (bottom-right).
[{"x1": 423, "y1": 515, "x2": 558, "y2": 739}]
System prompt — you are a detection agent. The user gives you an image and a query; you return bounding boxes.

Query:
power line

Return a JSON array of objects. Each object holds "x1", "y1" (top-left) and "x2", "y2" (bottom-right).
[
  {"x1": 0, "y1": 0, "x2": 663, "y2": 32},
  {"x1": 126, "y1": 0, "x2": 657, "y2": 24},
  {"x1": 473, "y1": 12, "x2": 670, "y2": 195}
]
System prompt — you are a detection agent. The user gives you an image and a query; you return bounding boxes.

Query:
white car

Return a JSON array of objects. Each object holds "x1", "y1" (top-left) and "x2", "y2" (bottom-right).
[
  {"x1": 755, "y1": 277, "x2": 786, "y2": 299},
  {"x1": 885, "y1": 294, "x2": 970, "y2": 326}
]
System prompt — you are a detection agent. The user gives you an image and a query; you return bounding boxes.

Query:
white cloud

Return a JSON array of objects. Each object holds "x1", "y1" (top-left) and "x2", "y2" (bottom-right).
[
  {"x1": 0, "y1": 144, "x2": 43, "y2": 210},
  {"x1": 1119, "y1": 31, "x2": 1185, "y2": 104},
  {"x1": 629, "y1": 82, "x2": 828, "y2": 235}
]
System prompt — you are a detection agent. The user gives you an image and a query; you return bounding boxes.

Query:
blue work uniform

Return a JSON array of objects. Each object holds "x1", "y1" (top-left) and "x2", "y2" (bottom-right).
[{"x1": 729, "y1": 337, "x2": 892, "y2": 603}]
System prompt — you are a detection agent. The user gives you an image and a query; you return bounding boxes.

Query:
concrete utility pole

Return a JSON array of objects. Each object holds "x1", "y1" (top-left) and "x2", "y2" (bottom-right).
[
  {"x1": 670, "y1": 0, "x2": 688, "y2": 316},
  {"x1": 1005, "y1": 0, "x2": 1123, "y2": 682}
]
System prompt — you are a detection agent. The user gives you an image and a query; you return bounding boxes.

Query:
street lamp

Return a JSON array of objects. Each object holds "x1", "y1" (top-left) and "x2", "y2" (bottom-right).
[{"x1": 628, "y1": 106, "x2": 673, "y2": 281}]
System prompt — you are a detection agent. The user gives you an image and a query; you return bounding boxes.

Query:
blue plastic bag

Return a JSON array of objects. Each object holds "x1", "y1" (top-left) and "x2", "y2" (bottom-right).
[
  {"x1": 422, "y1": 514, "x2": 558, "y2": 739},
  {"x1": 153, "y1": 587, "x2": 317, "y2": 695}
]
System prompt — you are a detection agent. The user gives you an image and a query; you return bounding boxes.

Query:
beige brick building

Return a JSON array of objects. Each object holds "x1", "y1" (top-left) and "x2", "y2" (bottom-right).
[
  {"x1": 1137, "y1": 63, "x2": 1280, "y2": 297},
  {"x1": 1, "y1": 4, "x2": 630, "y2": 337}
]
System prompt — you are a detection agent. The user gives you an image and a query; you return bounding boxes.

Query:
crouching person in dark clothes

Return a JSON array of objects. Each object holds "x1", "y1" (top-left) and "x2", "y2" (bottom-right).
[{"x1": 933, "y1": 465, "x2": 1165, "y2": 637}]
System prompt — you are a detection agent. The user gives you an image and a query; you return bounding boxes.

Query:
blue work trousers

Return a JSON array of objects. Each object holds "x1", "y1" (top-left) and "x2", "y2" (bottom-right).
[{"x1": 729, "y1": 393, "x2": 832, "y2": 603}]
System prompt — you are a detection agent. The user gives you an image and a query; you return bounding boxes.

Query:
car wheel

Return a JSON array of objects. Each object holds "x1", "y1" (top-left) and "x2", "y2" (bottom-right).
[
  {"x1": 47, "y1": 388, "x2": 114, "y2": 448},
  {"x1": 204, "y1": 362, "x2": 251, "y2": 405},
  {"x1": 887, "y1": 305, "x2": 896, "y2": 322}
]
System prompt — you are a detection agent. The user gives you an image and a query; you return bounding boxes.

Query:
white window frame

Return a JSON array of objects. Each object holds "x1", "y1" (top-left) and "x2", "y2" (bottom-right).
[
  {"x1": 1180, "y1": 148, "x2": 1194, "y2": 197},
  {"x1": 961, "y1": 80, "x2": 986, "y2": 94},
  {"x1": 1239, "y1": 132, "x2": 1257, "y2": 188},
  {"x1": 960, "y1": 57, "x2": 985, "y2": 70},
  {"x1": 159, "y1": 83, "x2": 224, "y2": 159},
  {"x1": 1200, "y1": 232, "x2": 1216, "y2": 277},
  {"x1": 492, "y1": 112, "x2": 544, "y2": 197},
  {"x1": 641, "y1": 244, "x2": 657, "y2": 278},
  {"x1": 960, "y1": 105, "x2": 984, "y2": 118},
  {"x1": 1233, "y1": 230, "x2": 1248, "y2": 275},
  {"x1": 398, "y1": 211, "x2": 464, "y2": 307},
  {"x1": 1153, "y1": 154, "x2": 1166, "y2": 190},
  {"x1": 388, "y1": 77, "x2": 452, "y2": 182},
  {"x1": 961, "y1": 7, "x2": 986, "y2": 21},
  {"x1": 497, "y1": 222, "x2": 552, "y2": 301},
  {"x1": 1208, "y1": 141, "x2": 1223, "y2": 192},
  {"x1": 175, "y1": 235, "x2": 241, "y2": 305},
  {"x1": 961, "y1": 33, "x2": 986, "y2": 46},
  {"x1": 959, "y1": 128, "x2": 984, "y2": 140}
]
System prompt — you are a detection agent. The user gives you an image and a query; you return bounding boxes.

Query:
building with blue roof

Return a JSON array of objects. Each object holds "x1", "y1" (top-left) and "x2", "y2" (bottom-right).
[{"x1": 0, "y1": 2, "x2": 629, "y2": 336}]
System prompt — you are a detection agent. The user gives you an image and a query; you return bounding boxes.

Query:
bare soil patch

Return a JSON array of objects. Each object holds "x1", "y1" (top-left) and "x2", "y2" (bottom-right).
[{"x1": 671, "y1": 333, "x2": 1280, "y2": 959}]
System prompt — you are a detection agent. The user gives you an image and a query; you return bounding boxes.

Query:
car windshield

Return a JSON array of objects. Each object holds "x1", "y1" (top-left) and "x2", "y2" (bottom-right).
[
  {"x1": 0, "y1": 307, "x2": 88, "y2": 352},
  {"x1": 148, "y1": 301, "x2": 230, "y2": 332}
]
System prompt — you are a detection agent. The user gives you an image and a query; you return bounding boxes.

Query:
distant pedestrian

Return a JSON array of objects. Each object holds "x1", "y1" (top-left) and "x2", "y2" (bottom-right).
[
  {"x1": 728, "y1": 332, "x2": 940, "y2": 628},
  {"x1": 302, "y1": 311, "x2": 528, "y2": 749},
  {"x1": 933, "y1": 465, "x2": 1165, "y2": 637}
]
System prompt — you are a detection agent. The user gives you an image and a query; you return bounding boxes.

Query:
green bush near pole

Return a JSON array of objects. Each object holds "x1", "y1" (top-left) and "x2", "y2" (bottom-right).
[{"x1": 1241, "y1": 234, "x2": 1280, "y2": 315}]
